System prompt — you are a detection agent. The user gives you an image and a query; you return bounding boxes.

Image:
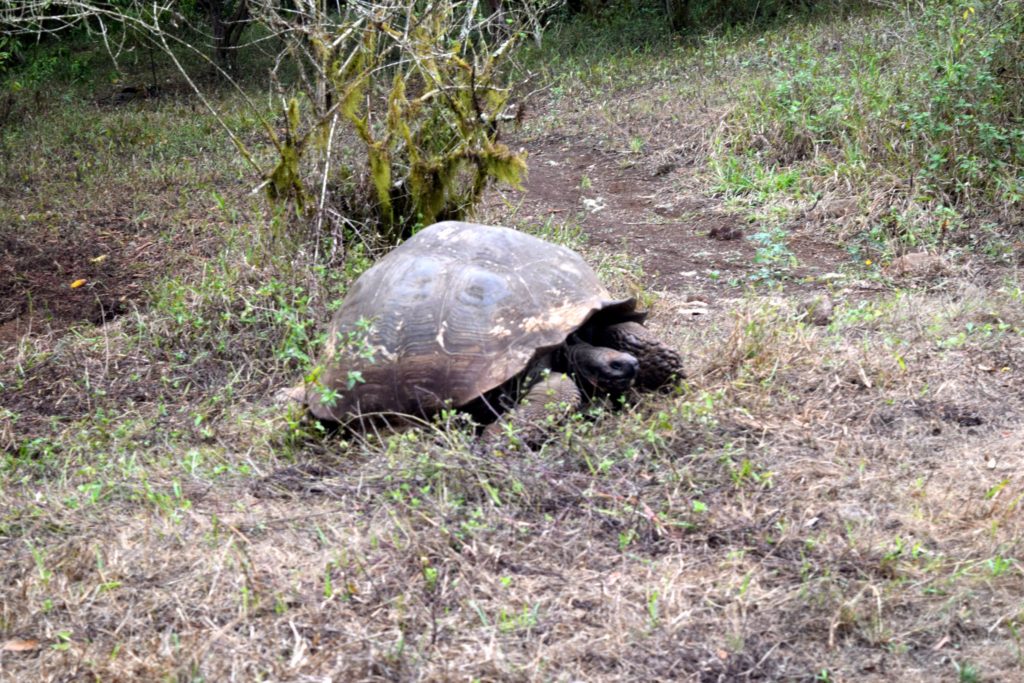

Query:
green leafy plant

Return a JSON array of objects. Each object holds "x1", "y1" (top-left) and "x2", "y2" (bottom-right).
[
  {"x1": 0, "y1": 35, "x2": 20, "y2": 76},
  {"x1": 748, "y1": 227, "x2": 797, "y2": 284},
  {"x1": 954, "y1": 659, "x2": 981, "y2": 683},
  {"x1": 729, "y1": 0, "x2": 1023, "y2": 217},
  {"x1": 671, "y1": 0, "x2": 826, "y2": 31}
]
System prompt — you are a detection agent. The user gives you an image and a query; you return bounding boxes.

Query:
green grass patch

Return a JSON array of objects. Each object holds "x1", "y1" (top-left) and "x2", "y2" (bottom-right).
[{"x1": 725, "y1": 1, "x2": 1023, "y2": 215}]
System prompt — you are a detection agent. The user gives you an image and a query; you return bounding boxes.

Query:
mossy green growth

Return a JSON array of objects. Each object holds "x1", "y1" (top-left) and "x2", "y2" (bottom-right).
[
  {"x1": 266, "y1": 98, "x2": 311, "y2": 216},
  {"x1": 302, "y1": 4, "x2": 526, "y2": 241}
]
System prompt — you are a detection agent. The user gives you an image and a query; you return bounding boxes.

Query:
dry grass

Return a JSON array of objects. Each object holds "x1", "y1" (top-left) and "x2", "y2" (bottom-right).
[{"x1": 4, "y1": 280, "x2": 1024, "y2": 681}]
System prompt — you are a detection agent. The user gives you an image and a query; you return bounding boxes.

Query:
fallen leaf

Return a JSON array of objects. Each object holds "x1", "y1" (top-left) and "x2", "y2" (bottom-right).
[
  {"x1": 2, "y1": 638, "x2": 40, "y2": 652},
  {"x1": 70, "y1": 279, "x2": 87, "y2": 289},
  {"x1": 90, "y1": 255, "x2": 108, "y2": 264}
]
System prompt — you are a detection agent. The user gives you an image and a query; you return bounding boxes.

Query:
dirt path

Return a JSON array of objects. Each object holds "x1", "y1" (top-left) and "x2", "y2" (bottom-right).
[{"x1": 494, "y1": 132, "x2": 852, "y2": 297}]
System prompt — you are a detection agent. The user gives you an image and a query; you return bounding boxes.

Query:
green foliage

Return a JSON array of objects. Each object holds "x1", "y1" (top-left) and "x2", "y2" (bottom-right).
[
  {"x1": 672, "y1": 0, "x2": 831, "y2": 30},
  {"x1": 144, "y1": 253, "x2": 354, "y2": 384},
  {"x1": 954, "y1": 660, "x2": 981, "y2": 683},
  {"x1": 2, "y1": 40, "x2": 95, "y2": 90},
  {"x1": 559, "y1": 0, "x2": 823, "y2": 36},
  {"x1": 0, "y1": 35, "x2": 21, "y2": 77},
  {"x1": 712, "y1": 152, "x2": 803, "y2": 198},
  {"x1": 538, "y1": 1, "x2": 674, "y2": 57},
  {"x1": 730, "y1": 0, "x2": 1024, "y2": 211},
  {"x1": 748, "y1": 228, "x2": 798, "y2": 284}
]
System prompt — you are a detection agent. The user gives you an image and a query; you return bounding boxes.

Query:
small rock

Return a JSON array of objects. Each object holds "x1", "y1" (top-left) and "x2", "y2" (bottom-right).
[
  {"x1": 884, "y1": 252, "x2": 950, "y2": 278},
  {"x1": 836, "y1": 504, "x2": 874, "y2": 524},
  {"x1": 798, "y1": 294, "x2": 834, "y2": 326},
  {"x1": 812, "y1": 197, "x2": 859, "y2": 220},
  {"x1": 652, "y1": 162, "x2": 677, "y2": 177},
  {"x1": 677, "y1": 299, "x2": 709, "y2": 318},
  {"x1": 708, "y1": 225, "x2": 743, "y2": 241}
]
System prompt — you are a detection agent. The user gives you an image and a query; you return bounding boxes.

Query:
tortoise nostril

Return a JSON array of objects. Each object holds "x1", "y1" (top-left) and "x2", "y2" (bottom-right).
[{"x1": 610, "y1": 357, "x2": 639, "y2": 377}]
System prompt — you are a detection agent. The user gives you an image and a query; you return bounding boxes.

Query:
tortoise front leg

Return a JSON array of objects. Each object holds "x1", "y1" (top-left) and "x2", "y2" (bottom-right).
[
  {"x1": 481, "y1": 373, "x2": 582, "y2": 447},
  {"x1": 593, "y1": 321, "x2": 684, "y2": 390}
]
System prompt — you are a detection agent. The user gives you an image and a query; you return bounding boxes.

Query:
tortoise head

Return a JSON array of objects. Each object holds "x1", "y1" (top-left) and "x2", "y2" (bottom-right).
[{"x1": 563, "y1": 339, "x2": 640, "y2": 394}]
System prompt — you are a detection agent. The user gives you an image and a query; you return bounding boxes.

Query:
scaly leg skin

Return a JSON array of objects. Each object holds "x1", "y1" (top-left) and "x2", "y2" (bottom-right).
[
  {"x1": 481, "y1": 373, "x2": 582, "y2": 448},
  {"x1": 594, "y1": 321, "x2": 685, "y2": 390}
]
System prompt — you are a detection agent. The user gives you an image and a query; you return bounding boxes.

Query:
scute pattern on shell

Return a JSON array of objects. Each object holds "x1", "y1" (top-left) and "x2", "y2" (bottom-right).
[{"x1": 306, "y1": 221, "x2": 635, "y2": 423}]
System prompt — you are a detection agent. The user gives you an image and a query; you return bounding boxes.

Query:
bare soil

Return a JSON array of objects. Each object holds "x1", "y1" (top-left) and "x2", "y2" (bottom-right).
[
  {"x1": 0, "y1": 207, "x2": 184, "y2": 343},
  {"x1": 490, "y1": 130, "x2": 852, "y2": 296},
  {"x1": 0, "y1": 189, "x2": 229, "y2": 442}
]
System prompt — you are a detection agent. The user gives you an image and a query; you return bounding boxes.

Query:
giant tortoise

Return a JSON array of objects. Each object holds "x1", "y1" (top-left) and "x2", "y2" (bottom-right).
[{"x1": 288, "y1": 221, "x2": 683, "y2": 435}]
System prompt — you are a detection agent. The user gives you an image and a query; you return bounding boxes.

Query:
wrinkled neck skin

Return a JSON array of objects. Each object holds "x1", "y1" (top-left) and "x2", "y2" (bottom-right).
[{"x1": 457, "y1": 338, "x2": 640, "y2": 429}]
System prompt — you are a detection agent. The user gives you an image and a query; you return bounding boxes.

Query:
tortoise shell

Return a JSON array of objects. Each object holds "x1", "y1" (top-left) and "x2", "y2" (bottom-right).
[{"x1": 306, "y1": 221, "x2": 638, "y2": 423}]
